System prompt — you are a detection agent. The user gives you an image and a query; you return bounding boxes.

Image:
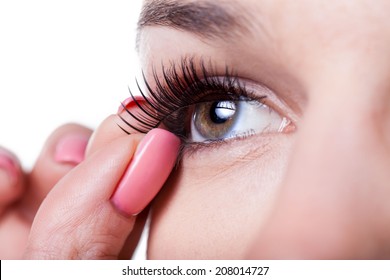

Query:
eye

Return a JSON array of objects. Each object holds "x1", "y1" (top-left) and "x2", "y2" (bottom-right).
[
  {"x1": 190, "y1": 97, "x2": 289, "y2": 142},
  {"x1": 118, "y1": 57, "x2": 296, "y2": 144}
]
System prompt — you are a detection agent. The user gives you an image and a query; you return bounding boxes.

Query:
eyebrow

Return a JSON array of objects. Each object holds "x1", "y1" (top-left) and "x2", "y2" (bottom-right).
[{"x1": 137, "y1": 0, "x2": 250, "y2": 40}]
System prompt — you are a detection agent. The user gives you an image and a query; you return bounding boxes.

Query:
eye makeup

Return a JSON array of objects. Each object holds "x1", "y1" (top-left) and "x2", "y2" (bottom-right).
[{"x1": 118, "y1": 56, "x2": 292, "y2": 150}]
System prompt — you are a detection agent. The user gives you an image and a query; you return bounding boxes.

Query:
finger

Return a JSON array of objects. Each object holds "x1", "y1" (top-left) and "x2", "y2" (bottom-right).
[
  {"x1": 21, "y1": 124, "x2": 91, "y2": 219},
  {"x1": 85, "y1": 114, "x2": 124, "y2": 158},
  {"x1": 85, "y1": 99, "x2": 151, "y2": 259},
  {"x1": 86, "y1": 114, "x2": 151, "y2": 259},
  {"x1": 0, "y1": 147, "x2": 24, "y2": 213},
  {"x1": 24, "y1": 129, "x2": 180, "y2": 259},
  {"x1": 86, "y1": 96, "x2": 147, "y2": 158}
]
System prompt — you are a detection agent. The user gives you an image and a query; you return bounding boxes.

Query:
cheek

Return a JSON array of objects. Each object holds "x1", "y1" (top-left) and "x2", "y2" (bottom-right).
[{"x1": 147, "y1": 137, "x2": 292, "y2": 259}]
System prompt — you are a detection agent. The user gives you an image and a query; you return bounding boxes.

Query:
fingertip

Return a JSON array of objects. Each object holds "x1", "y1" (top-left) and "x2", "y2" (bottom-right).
[
  {"x1": 23, "y1": 124, "x2": 92, "y2": 215},
  {"x1": 117, "y1": 96, "x2": 146, "y2": 115},
  {"x1": 0, "y1": 148, "x2": 23, "y2": 206},
  {"x1": 85, "y1": 114, "x2": 125, "y2": 158}
]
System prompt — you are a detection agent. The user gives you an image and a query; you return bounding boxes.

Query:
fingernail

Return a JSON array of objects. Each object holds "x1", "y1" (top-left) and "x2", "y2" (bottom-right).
[
  {"x1": 54, "y1": 134, "x2": 89, "y2": 164},
  {"x1": 0, "y1": 149, "x2": 20, "y2": 184},
  {"x1": 117, "y1": 96, "x2": 145, "y2": 114},
  {"x1": 111, "y1": 128, "x2": 181, "y2": 216}
]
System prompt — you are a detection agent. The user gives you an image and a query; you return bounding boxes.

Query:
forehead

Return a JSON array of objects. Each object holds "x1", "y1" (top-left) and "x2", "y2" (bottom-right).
[
  {"x1": 140, "y1": 0, "x2": 390, "y2": 33},
  {"x1": 138, "y1": 0, "x2": 390, "y2": 57},
  {"x1": 138, "y1": 0, "x2": 390, "y2": 95}
]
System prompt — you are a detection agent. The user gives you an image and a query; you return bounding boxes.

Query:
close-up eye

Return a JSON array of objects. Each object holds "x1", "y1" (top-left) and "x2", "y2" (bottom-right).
[
  {"x1": 118, "y1": 57, "x2": 294, "y2": 149},
  {"x1": 190, "y1": 97, "x2": 289, "y2": 142}
]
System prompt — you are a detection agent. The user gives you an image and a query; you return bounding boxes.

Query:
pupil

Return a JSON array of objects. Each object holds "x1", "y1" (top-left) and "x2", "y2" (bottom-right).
[{"x1": 210, "y1": 101, "x2": 236, "y2": 124}]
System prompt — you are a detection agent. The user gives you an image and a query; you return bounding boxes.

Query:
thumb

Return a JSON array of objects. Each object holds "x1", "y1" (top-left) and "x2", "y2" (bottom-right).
[{"x1": 24, "y1": 129, "x2": 180, "y2": 259}]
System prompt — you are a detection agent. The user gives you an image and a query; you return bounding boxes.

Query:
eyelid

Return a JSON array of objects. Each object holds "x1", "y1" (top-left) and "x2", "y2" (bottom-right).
[
  {"x1": 237, "y1": 78, "x2": 298, "y2": 130},
  {"x1": 212, "y1": 77, "x2": 297, "y2": 132}
]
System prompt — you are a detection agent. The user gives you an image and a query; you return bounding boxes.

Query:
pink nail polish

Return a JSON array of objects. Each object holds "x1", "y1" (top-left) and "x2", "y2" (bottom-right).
[
  {"x1": 54, "y1": 134, "x2": 89, "y2": 164},
  {"x1": 0, "y1": 150, "x2": 19, "y2": 183},
  {"x1": 111, "y1": 128, "x2": 181, "y2": 216},
  {"x1": 117, "y1": 96, "x2": 146, "y2": 114}
]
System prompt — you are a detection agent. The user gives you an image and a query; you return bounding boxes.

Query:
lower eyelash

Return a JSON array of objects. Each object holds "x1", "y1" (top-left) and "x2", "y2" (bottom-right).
[{"x1": 117, "y1": 56, "x2": 258, "y2": 141}]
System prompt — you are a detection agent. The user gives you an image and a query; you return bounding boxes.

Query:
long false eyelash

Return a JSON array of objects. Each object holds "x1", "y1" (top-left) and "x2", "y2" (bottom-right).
[{"x1": 117, "y1": 56, "x2": 256, "y2": 138}]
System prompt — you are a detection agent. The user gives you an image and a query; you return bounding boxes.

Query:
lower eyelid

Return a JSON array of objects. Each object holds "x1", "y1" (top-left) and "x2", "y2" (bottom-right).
[{"x1": 179, "y1": 133, "x2": 277, "y2": 169}]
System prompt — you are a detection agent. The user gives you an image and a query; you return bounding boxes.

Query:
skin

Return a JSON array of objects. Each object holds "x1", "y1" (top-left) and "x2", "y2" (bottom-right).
[
  {"x1": 142, "y1": 0, "x2": 390, "y2": 258},
  {"x1": 1, "y1": 0, "x2": 390, "y2": 259}
]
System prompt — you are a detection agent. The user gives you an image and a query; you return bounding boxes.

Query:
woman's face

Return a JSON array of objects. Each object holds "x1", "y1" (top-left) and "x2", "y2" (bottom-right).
[{"x1": 135, "y1": 0, "x2": 390, "y2": 259}]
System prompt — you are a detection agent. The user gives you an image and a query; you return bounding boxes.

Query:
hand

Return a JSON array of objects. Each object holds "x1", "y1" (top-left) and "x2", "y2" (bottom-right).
[
  {"x1": 23, "y1": 115, "x2": 180, "y2": 259},
  {"x1": 0, "y1": 124, "x2": 92, "y2": 259}
]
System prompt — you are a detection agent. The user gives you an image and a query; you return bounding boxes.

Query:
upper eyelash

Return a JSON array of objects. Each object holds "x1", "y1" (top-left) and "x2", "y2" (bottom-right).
[{"x1": 117, "y1": 56, "x2": 262, "y2": 138}]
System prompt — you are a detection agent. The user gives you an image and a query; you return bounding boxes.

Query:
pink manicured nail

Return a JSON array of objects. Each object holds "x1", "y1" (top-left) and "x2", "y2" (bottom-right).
[
  {"x1": 111, "y1": 128, "x2": 181, "y2": 216},
  {"x1": 117, "y1": 96, "x2": 145, "y2": 114},
  {"x1": 0, "y1": 150, "x2": 19, "y2": 183},
  {"x1": 54, "y1": 134, "x2": 89, "y2": 164}
]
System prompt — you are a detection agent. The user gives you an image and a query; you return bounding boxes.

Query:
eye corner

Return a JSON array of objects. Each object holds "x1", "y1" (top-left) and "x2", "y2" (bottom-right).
[{"x1": 276, "y1": 116, "x2": 295, "y2": 134}]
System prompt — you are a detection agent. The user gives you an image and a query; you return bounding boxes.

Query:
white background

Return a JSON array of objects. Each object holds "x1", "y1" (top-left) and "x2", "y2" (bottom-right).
[{"x1": 0, "y1": 0, "x2": 143, "y2": 169}]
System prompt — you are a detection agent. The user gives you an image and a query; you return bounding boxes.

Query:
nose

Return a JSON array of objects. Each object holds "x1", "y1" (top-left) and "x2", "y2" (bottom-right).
[{"x1": 250, "y1": 84, "x2": 390, "y2": 259}]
